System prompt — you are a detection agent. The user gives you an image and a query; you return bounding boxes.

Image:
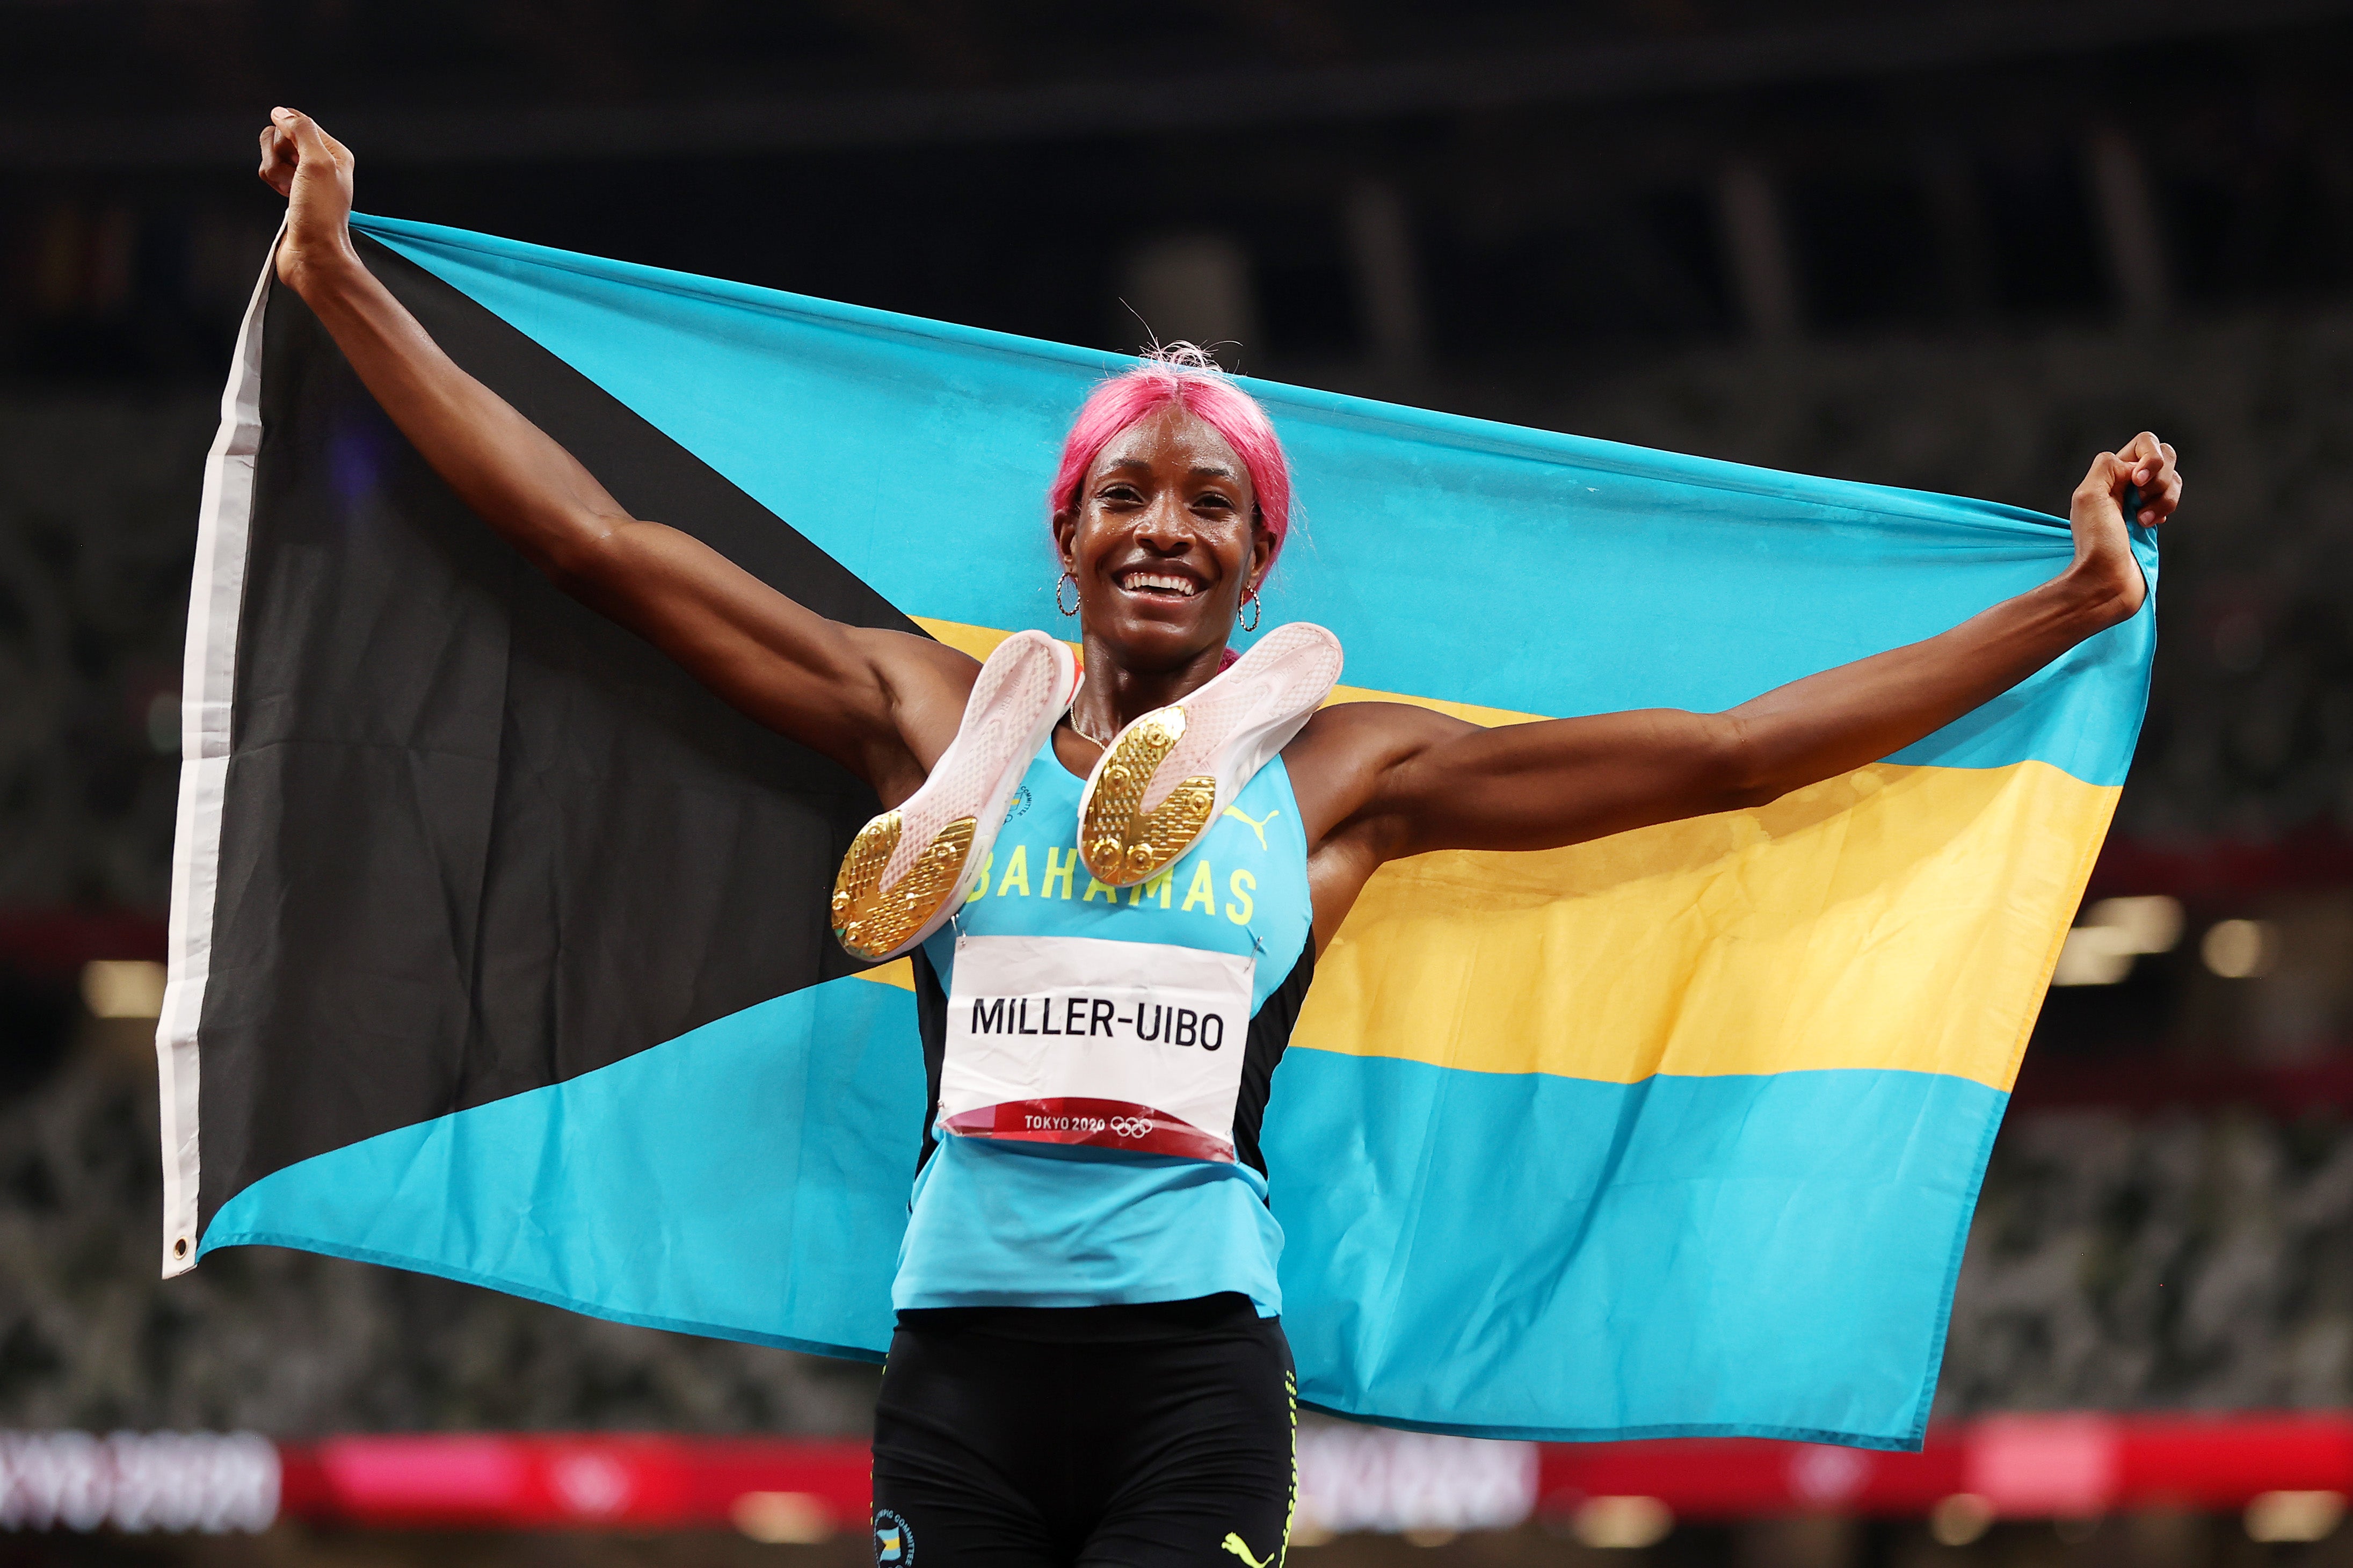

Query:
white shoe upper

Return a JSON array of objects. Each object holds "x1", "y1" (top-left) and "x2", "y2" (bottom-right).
[
  {"x1": 838, "y1": 629, "x2": 1078, "y2": 961},
  {"x1": 1077, "y1": 623, "x2": 1343, "y2": 880}
]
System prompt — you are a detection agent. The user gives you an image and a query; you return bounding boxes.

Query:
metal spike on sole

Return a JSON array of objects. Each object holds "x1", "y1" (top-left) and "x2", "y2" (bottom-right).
[
  {"x1": 1077, "y1": 708, "x2": 1217, "y2": 889},
  {"x1": 832, "y1": 811, "x2": 978, "y2": 961}
]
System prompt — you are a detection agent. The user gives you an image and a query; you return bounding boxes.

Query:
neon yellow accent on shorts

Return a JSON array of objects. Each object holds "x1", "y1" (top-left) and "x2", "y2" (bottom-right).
[{"x1": 1222, "y1": 1533, "x2": 1274, "y2": 1568}]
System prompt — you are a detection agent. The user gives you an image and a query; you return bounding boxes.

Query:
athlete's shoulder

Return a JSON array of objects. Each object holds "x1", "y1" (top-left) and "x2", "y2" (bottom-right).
[
  {"x1": 845, "y1": 622, "x2": 984, "y2": 692},
  {"x1": 1288, "y1": 698, "x2": 1480, "y2": 761},
  {"x1": 1281, "y1": 700, "x2": 1480, "y2": 840}
]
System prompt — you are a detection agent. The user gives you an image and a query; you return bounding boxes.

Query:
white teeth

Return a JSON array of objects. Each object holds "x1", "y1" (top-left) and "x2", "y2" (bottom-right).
[{"x1": 1120, "y1": 571, "x2": 1199, "y2": 597}]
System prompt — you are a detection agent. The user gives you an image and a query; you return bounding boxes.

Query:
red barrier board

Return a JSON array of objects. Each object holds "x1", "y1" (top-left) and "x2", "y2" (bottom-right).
[
  {"x1": 1535, "y1": 1415, "x2": 2353, "y2": 1521},
  {"x1": 13, "y1": 1415, "x2": 2350, "y2": 1535},
  {"x1": 278, "y1": 1435, "x2": 870, "y2": 1530}
]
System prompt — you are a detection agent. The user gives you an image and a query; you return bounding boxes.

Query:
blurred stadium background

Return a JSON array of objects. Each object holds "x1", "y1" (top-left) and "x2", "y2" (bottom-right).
[{"x1": 10, "y1": 0, "x2": 2353, "y2": 1563}]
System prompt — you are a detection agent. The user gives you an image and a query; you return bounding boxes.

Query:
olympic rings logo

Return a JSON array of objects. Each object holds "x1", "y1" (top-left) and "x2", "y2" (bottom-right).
[{"x1": 1107, "y1": 1116, "x2": 1154, "y2": 1139}]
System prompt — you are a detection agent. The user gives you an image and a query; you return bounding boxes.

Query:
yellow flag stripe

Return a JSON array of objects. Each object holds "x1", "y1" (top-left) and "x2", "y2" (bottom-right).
[
  {"x1": 912, "y1": 616, "x2": 1028, "y2": 663},
  {"x1": 851, "y1": 957, "x2": 916, "y2": 990},
  {"x1": 1295, "y1": 759, "x2": 2113, "y2": 1092}
]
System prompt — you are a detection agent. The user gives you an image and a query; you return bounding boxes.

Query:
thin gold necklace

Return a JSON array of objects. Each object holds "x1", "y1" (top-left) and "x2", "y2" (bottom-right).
[
  {"x1": 1066, "y1": 679, "x2": 1116, "y2": 747},
  {"x1": 1073, "y1": 687, "x2": 1115, "y2": 744}
]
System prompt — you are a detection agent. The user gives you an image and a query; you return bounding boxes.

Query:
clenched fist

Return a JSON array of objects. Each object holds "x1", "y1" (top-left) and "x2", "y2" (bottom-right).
[{"x1": 258, "y1": 107, "x2": 358, "y2": 292}]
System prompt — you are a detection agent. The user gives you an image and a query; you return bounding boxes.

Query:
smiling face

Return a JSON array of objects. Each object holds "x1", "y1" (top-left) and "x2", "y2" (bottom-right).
[{"x1": 1052, "y1": 403, "x2": 1275, "y2": 678}]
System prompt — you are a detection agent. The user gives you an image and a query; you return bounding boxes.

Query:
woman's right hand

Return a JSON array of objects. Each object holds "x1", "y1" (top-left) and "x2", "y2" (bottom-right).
[
  {"x1": 239, "y1": 110, "x2": 971, "y2": 800},
  {"x1": 258, "y1": 107, "x2": 358, "y2": 293}
]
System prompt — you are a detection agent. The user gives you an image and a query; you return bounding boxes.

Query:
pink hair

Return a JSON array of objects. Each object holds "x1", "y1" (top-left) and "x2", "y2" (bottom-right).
[{"x1": 1047, "y1": 345, "x2": 1293, "y2": 567}]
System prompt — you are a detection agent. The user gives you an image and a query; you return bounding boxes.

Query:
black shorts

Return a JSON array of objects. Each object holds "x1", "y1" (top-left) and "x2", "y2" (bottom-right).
[{"x1": 870, "y1": 1293, "x2": 1296, "y2": 1568}]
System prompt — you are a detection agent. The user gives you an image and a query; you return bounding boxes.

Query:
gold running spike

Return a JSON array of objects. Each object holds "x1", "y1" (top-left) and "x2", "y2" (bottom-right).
[
  {"x1": 832, "y1": 810, "x2": 978, "y2": 960},
  {"x1": 1080, "y1": 708, "x2": 1217, "y2": 888}
]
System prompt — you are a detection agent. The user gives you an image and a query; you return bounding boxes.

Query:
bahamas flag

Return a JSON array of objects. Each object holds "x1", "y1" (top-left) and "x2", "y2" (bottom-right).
[{"x1": 159, "y1": 215, "x2": 2156, "y2": 1450}]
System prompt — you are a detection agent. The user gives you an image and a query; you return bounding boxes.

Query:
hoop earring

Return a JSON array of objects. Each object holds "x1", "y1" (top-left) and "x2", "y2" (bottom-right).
[
  {"x1": 1056, "y1": 570, "x2": 1080, "y2": 618},
  {"x1": 1240, "y1": 587, "x2": 1262, "y2": 633}
]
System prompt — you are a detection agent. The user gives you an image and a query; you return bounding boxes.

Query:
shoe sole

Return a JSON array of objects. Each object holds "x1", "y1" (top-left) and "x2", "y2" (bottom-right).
[
  {"x1": 1076, "y1": 623, "x2": 1342, "y2": 888},
  {"x1": 833, "y1": 630, "x2": 1078, "y2": 961}
]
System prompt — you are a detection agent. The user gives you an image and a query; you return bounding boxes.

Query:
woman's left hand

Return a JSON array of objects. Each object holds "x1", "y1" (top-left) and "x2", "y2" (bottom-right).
[{"x1": 2068, "y1": 430, "x2": 2180, "y2": 623}]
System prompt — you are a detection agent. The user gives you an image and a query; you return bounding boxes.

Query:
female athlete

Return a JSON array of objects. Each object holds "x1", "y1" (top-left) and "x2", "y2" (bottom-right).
[{"x1": 259, "y1": 107, "x2": 2180, "y2": 1568}]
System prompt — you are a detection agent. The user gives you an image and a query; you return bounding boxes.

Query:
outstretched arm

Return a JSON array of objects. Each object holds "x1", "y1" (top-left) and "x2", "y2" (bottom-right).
[
  {"x1": 1302, "y1": 435, "x2": 2178, "y2": 862},
  {"x1": 257, "y1": 108, "x2": 972, "y2": 804}
]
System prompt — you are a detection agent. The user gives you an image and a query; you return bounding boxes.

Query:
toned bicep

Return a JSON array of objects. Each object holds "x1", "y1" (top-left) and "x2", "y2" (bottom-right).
[
  {"x1": 552, "y1": 518, "x2": 977, "y2": 796},
  {"x1": 1364, "y1": 706, "x2": 1749, "y2": 856}
]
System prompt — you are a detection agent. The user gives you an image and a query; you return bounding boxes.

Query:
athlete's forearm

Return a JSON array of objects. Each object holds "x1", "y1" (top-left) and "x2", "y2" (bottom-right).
[
  {"x1": 1722, "y1": 560, "x2": 2131, "y2": 801},
  {"x1": 282, "y1": 244, "x2": 632, "y2": 569},
  {"x1": 278, "y1": 240, "x2": 961, "y2": 797},
  {"x1": 1357, "y1": 536, "x2": 2142, "y2": 858},
  {"x1": 1389, "y1": 429, "x2": 2172, "y2": 857},
  {"x1": 1710, "y1": 444, "x2": 2167, "y2": 807}
]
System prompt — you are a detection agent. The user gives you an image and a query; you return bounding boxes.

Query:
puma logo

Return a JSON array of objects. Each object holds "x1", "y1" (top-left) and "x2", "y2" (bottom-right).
[
  {"x1": 1221, "y1": 1533, "x2": 1274, "y2": 1568},
  {"x1": 1223, "y1": 805, "x2": 1281, "y2": 850}
]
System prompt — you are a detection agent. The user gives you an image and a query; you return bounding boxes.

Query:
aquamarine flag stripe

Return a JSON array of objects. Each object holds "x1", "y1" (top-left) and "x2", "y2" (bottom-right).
[
  {"x1": 200, "y1": 974, "x2": 923, "y2": 1363},
  {"x1": 199, "y1": 968, "x2": 1996, "y2": 1446},
  {"x1": 350, "y1": 213, "x2": 2156, "y2": 786},
  {"x1": 1265, "y1": 1052, "x2": 2002, "y2": 1448}
]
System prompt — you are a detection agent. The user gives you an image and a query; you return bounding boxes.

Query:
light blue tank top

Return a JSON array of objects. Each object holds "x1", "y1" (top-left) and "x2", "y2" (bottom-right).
[{"x1": 893, "y1": 742, "x2": 1315, "y2": 1317}]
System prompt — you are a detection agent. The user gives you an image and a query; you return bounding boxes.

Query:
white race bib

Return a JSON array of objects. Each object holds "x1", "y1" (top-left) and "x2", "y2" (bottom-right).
[{"x1": 938, "y1": 933, "x2": 1255, "y2": 1162}]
